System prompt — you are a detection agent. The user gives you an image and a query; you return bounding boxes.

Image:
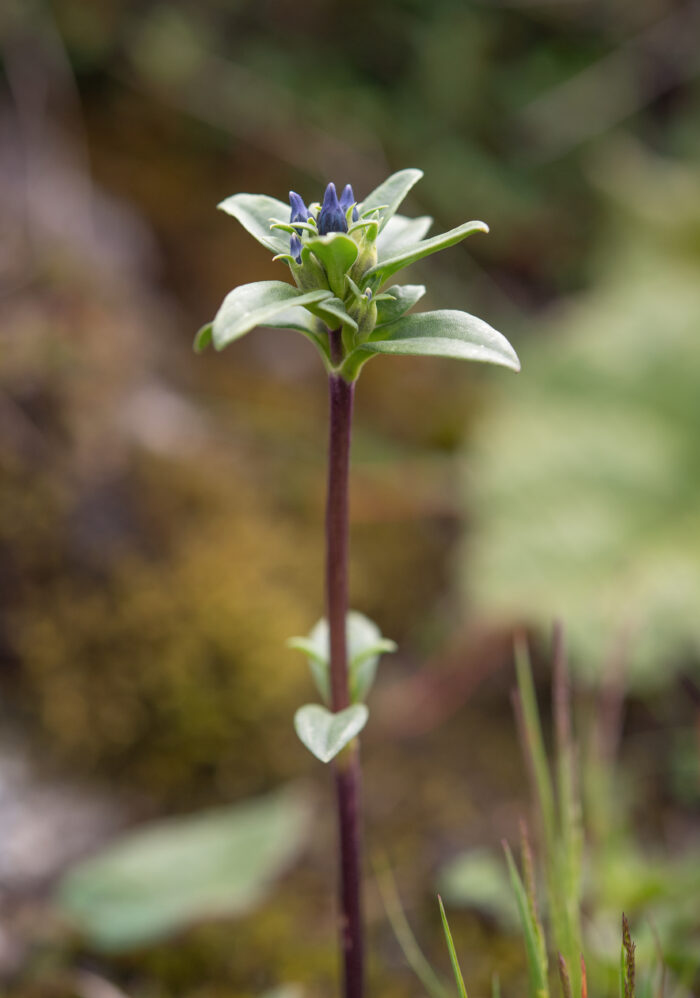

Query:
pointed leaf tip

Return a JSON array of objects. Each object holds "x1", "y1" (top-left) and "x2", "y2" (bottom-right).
[
  {"x1": 366, "y1": 219, "x2": 490, "y2": 285},
  {"x1": 359, "y1": 169, "x2": 424, "y2": 233},
  {"x1": 438, "y1": 895, "x2": 469, "y2": 998},
  {"x1": 194, "y1": 323, "x2": 213, "y2": 353}
]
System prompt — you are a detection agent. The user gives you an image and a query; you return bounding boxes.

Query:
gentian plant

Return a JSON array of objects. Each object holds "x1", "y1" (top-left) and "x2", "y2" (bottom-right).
[{"x1": 196, "y1": 168, "x2": 520, "y2": 998}]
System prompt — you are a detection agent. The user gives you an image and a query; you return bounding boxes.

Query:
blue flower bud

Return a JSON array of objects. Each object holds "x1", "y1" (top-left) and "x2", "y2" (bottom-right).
[
  {"x1": 340, "y1": 183, "x2": 359, "y2": 222},
  {"x1": 289, "y1": 191, "x2": 311, "y2": 231},
  {"x1": 318, "y1": 182, "x2": 348, "y2": 235},
  {"x1": 289, "y1": 191, "x2": 311, "y2": 263},
  {"x1": 289, "y1": 233, "x2": 302, "y2": 264}
]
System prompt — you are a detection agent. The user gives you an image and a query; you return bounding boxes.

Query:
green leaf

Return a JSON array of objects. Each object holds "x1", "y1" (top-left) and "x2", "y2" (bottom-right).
[
  {"x1": 194, "y1": 322, "x2": 213, "y2": 353},
  {"x1": 346, "y1": 614, "x2": 397, "y2": 702},
  {"x1": 352, "y1": 639, "x2": 398, "y2": 701},
  {"x1": 365, "y1": 220, "x2": 488, "y2": 286},
  {"x1": 359, "y1": 169, "x2": 423, "y2": 233},
  {"x1": 375, "y1": 285, "x2": 426, "y2": 327},
  {"x1": 288, "y1": 612, "x2": 396, "y2": 704},
  {"x1": 438, "y1": 896, "x2": 469, "y2": 998},
  {"x1": 211, "y1": 281, "x2": 331, "y2": 350},
  {"x1": 294, "y1": 703, "x2": 368, "y2": 764},
  {"x1": 261, "y1": 306, "x2": 332, "y2": 362},
  {"x1": 56, "y1": 786, "x2": 310, "y2": 951},
  {"x1": 287, "y1": 627, "x2": 330, "y2": 704},
  {"x1": 218, "y1": 194, "x2": 291, "y2": 254},
  {"x1": 308, "y1": 296, "x2": 358, "y2": 336},
  {"x1": 342, "y1": 310, "x2": 520, "y2": 380},
  {"x1": 376, "y1": 214, "x2": 433, "y2": 258},
  {"x1": 303, "y1": 234, "x2": 358, "y2": 299}
]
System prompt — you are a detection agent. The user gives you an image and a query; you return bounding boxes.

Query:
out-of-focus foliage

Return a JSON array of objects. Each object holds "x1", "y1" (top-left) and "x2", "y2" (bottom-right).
[
  {"x1": 8, "y1": 455, "x2": 318, "y2": 800},
  {"x1": 57, "y1": 785, "x2": 310, "y2": 950},
  {"x1": 441, "y1": 639, "x2": 699, "y2": 995},
  {"x1": 437, "y1": 849, "x2": 518, "y2": 930},
  {"x1": 1, "y1": 0, "x2": 700, "y2": 994},
  {"x1": 465, "y1": 143, "x2": 700, "y2": 687}
]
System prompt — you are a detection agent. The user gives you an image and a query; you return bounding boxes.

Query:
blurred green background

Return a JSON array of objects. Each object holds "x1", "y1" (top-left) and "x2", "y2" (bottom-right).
[{"x1": 0, "y1": 0, "x2": 699, "y2": 995}]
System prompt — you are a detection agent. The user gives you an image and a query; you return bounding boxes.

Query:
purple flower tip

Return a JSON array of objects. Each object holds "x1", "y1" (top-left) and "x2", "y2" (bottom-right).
[
  {"x1": 318, "y1": 182, "x2": 348, "y2": 235},
  {"x1": 340, "y1": 183, "x2": 359, "y2": 222},
  {"x1": 289, "y1": 191, "x2": 310, "y2": 228}
]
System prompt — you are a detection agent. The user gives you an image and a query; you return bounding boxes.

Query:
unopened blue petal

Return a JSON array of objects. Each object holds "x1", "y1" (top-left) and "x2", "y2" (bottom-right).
[
  {"x1": 290, "y1": 233, "x2": 302, "y2": 263},
  {"x1": 318, "y1": 182, "x2": 348, "y2": 235},
  {"x1": 289, "y1": 191, "x2": 311, "y2": 230},
  {"x1": 340, "y1": 183, "x2": 359, "y2": 222}
]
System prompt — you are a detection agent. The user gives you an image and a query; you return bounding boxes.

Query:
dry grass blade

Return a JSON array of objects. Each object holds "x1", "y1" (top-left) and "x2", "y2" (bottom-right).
[
  {"x1": 558, "y1": 954, "x2": 573, "y2": 998},
  {"x1": 622, "y1": 913, "x2": 636, "y2": 998},
  {"x1": 580, "y1": 954, "x2": 588, "y2": 998}
]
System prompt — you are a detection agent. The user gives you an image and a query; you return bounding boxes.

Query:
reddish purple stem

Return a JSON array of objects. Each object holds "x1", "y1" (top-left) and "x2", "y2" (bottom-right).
[{"x1": 325, "y1": 329, "x2": 364, "y2": 998}]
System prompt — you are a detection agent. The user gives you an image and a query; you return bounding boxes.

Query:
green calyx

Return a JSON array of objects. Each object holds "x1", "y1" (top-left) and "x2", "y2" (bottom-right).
[{"x1": 198, "y1": 169, "x2": 521, "y2": 381}]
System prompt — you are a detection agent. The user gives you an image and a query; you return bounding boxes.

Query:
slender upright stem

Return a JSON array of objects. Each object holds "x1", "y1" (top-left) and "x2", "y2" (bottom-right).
[{"x1": 326, "y1": 328, "x2": 364, "y2": 998}]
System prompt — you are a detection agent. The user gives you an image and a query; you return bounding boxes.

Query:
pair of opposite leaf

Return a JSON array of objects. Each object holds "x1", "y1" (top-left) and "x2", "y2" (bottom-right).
[
  {"x1": 290, "y1": 612, "x2": 396, "y2": 765},
  {"x1": 195, "y1": 168, "x2": 520, "y2": 382}
]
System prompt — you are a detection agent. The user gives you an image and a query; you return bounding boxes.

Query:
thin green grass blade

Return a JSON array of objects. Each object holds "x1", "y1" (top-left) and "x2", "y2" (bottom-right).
[
  {"x1": 520, "y1": 822, "x2": 547, "y2": 979},
  {"x1": 514, "y1": 638, "x2": 557, "y2": 861},
  {"x1": 503, "y1": 844, "x2": 549, "y2": 998},
  {"x1": 438, "y1": 896, "x2": 469, "y2": 998},
  {"x1": 375, "y1": 864, "x2": 450, "y2": 998},
  {"x1": 552, "y1": 627, "x2": 583, "y2": 995},
  {"x1": 514, "y1": 637, "x2": 569, "y2": 975}
]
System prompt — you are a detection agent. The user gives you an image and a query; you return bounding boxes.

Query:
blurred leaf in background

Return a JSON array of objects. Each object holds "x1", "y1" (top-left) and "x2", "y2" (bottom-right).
[
  {"x1": 57, "y1": 785, "x2": 311, "y2": 951},
  {"x1": 464, "y1": 140, "x2": 700, "y2": 688},
  {"x1": 437, "y1": 848, "x2": 518, "y2": 931}
]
